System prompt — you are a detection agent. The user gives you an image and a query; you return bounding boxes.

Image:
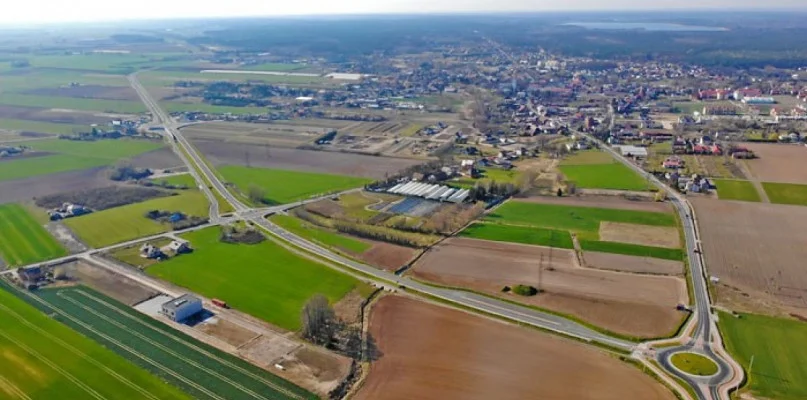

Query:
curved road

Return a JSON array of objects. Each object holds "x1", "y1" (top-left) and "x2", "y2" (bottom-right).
[
  {"x1": 127, "y1": 72, "x2": 637, "y2": 352},
  {"x1": 128, "y1": 71, "x2": 745, "y2": 399},
  {"x1": 581, "y1": 129, "x2": 743, "y2": 399}
]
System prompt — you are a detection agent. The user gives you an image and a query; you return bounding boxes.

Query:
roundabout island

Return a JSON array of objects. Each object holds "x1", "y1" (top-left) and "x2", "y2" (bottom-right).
[{"x1": 670, "y1": 352, "x2": 720, "y2": 377}]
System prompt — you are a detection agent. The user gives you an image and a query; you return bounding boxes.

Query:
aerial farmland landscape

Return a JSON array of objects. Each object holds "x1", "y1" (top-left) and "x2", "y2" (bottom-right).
[{"x1": 1, "y1": 5, "x2": 807, "y2": 400}]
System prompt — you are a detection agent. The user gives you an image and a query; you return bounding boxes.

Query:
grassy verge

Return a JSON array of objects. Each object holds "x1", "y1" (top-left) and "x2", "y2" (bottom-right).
[{"x1": 269, "y1": 214, "x2": 371, "y2": 254}]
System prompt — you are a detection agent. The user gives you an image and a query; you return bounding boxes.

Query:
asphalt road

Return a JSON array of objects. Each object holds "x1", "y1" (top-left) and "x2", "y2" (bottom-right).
[
  {"x1": 125, "y1": 72, "x2": 639, "y2": 352},
  {"x1": 581, "y1": 129, "x2": 739, "y2": 399},
  {"x1": 483, "y1": 35, "x2": 741, "y2": 398}
]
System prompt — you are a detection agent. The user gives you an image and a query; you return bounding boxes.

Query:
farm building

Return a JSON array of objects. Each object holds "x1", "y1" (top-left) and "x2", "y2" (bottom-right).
[
  {"x1": 386, "y1": 182, "x2": 469, "y2": 203},
  {"x1": 161, "y1": 294, "x2": 203, "y2": 322},
  {"x1": 614, "y1": 145, "x2": 648, "y2": 158},
  {"x1": 161, "y1": 240, "x2": 191, "y2": 255}
]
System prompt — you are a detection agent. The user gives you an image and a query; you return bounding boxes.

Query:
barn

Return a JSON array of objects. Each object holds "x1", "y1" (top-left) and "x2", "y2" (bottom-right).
[{"x1": 161, "y1": 294, "x2": 203, "y2": 322}]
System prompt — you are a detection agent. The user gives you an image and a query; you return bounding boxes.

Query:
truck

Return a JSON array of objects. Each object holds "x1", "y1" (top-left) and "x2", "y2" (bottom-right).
[{"x1": 211, "y1": 298, "x2": 228, "y2": 308}]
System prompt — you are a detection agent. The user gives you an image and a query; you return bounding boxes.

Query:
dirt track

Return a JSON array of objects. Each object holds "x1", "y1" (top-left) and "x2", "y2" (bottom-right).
[
  {"x1": 412, "y1": 237, "x2": 687, "y2": 338},
  {"x1": 191, "y1": 139, "x2": 421, "y2": 179},
  {"x1": 356, "y1": 296, "x2": 676, "y2": 400},
  {"x1": 745, "y1": 143, "x2": 807, "y2": 184},
  {"x1": 692, "y1": 198, "x2": 807, "y2": 315},
  {"x1": 518, "y1": 195, "x2": 673, "y2": 213}
]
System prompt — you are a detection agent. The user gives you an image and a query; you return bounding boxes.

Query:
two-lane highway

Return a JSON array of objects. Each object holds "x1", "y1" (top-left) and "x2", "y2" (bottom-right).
[{"x1": 127, "y1": 72, "x2": 641, "y2": 353}]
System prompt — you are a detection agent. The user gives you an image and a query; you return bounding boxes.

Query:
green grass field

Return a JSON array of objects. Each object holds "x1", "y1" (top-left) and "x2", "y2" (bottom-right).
[
  {"x1": 0, "y1": 284, "x2": 191, "y2": 400},
  {"x1": 0, "y1": 139, "x2": 164, "y2": 182},
  {"x1": 1, "y1": 281, "x2": 315, "y2": 400},
  {"x1": 0, "y1": 154, "x2": 110, "y2": 182},
  {"x1": 579, "y1": 240, "x2": 684, "y2": 261},
  {"x1": 65, "y1": 191, "x2": 209, "y2": 248},
  {"x1": 0, "y1": 118, "x2": 87, "y2": 135},
  {"x1": 560, "y1": 150, "x2": 615, "y2": 165},
  {"x1": 762, "y1": 182, "x2": 807, "y2": 206},
  {"x1": 269, "y1": 214, "x2": 371, "y2": 254},
  {"x1": 109, "y1": 239, "x2": 173, "y2": 269},
  {"x1": 719, "y1": 312, "x2": 807, "y2": 400},
  {"x1": 559, "y1": 162, "x2": 650, "y2": 191},
  {"x1": 218, "y1": 166, "x2": 372, "y2": 205},
  {"x1": 0, "y1": 69, "x2": 129, "y2": 91},
  {"x1": 151, "y1": 173, "x2": 196, "y2": 188},
  {"x1": 454, "y1": 167, "x2": 524, "y2": 188},
  {"x1": 714, "y1": 179, "x2": 762, "y2": 202},
  {"x1": 0, "y1": 93, "x2": 146, "y2": 113},
  {"x1": 28, "y1": 138, "x2": 163, "y2": 160},
  {"x1": 459, "y1": 223, "x2": 574, "y2": 249},
  {"x1": 486, "y1": 201, "x2": 676, "y2": 236},
  {"x1": 148, "y1": 227, "x2": 364, "y2": 331},
  {"x1": 0, "y1": 204, "x2": 66, "y2": 266},
  {"x1": 470, "y1": 200, "x2": 681, "y2": 260},
  {"x1": 670, "y1": 352, "x2": 718, "y2": 376}
]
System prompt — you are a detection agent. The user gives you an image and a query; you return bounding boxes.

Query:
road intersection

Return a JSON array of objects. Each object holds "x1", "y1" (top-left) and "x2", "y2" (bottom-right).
[{"x1": 1, "y1": 70, "x2": 743, "y2": 400}]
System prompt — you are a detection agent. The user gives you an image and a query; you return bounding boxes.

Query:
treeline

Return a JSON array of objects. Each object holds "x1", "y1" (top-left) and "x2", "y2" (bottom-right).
[
  {"x1": 35, "y1": 186, "x2": 169, "y2": 211},
  {"x1": 294, "y1": 208, "x2": 438, "y2": 248}
]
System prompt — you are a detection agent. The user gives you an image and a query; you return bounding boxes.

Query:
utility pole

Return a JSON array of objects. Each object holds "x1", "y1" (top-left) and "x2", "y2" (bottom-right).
[
  {"x1": 748, "y1": 354, "x2": 755, "y2": 377},
  {"x1": 538, "y1": 254, "x2": 544, "y2": 294}
]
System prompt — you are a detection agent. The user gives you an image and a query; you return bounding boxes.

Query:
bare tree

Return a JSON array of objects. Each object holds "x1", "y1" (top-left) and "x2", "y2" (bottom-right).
[{"x1": 301, "y1": 294, "x2": 337, "y2": 346}]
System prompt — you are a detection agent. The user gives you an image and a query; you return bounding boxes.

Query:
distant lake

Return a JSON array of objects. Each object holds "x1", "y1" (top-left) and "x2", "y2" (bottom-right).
[{"x1": 563, "y1": 22, "x2": 728, "y2": 32}]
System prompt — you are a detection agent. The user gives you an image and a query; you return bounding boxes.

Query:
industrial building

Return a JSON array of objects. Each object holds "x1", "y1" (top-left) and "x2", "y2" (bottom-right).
[
  {"x1": 385, "y1": 182, "x2": 469, "y2": 203},
  {"x1": 161, "y1": 294, "x2": 203, "y2": 322}
]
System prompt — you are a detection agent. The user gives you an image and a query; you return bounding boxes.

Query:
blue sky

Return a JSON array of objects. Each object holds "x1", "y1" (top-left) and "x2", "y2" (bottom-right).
[{"x1": 1, "y1": 0, "x2": 805, "y2": 24}]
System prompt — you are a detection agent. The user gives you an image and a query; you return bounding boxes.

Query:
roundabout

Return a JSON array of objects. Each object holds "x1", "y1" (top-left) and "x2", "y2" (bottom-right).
[{"x1": 670, "y1": 352, "x2": 719, "y2": 377}]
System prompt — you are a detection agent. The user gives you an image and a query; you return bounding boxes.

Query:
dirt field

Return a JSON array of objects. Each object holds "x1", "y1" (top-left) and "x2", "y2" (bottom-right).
[
  {"x1": 0, "y1": 105, "x2": 116, "y2": 125},
  {"x1": 129, "y1": 147, "x2": 182, "y2": 170},
  {"x1": 356, "y1": 296, "x2": 676, "y2": 400},
  {"x1": 584, "y1": 251, "x2": 684, "y2": 275},
  {"x1": 60, "y1": 260, "x2": 158, "y2": 305},
  {"x1": 191, "y1": 139, "x2": 421, "y2": 179},
  {"x1": 182, "y1": 122, "x2": 322, "y2": 148},
  {"x1": 599, "y1": 222, "x2": 681, "y2": 248},
  {"x1": 358, "y1": 242, "x2": 418, "y2": 271},
  {"x1": 519, "y1": 194, "x2": 673, "y2": 213},
  {"x1": 195, "y1": 317, "x2": 260, "y2": 347},
  {"x1": 411, "y1": 238, "x2": 687, "y2": 338},
  {"x1": 745, "y1": 143, "x2": 807, "y2": 184},
  {"x1": 24, "y1": 85, "x2": 140, "y2": 101},
  {"x1": 0, "y1": 167, "x2": 113, "y2": 205},
  {"x1": 692, "y1": 198, "x2": 807, "y2": 315}
]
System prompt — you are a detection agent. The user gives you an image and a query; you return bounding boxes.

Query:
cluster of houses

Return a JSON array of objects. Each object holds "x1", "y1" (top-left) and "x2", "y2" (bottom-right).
[
  {"x1": 664, "y1": 172, "x2": 714, "y2": 194},
  {"x1": 139, "y1": 240, "x2": 192, "y2": 261},
  {"x1": 48, "y1": 203, "x2": 91, "y2": 221}
]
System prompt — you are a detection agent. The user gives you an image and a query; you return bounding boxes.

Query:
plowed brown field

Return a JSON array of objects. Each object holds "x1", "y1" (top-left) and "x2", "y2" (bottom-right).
[
  {"x1": 584, "y1": 251, "x2": 684, "y2": 275},
  {"x1": 599, "y1": 222, "x2": 680, "y2": 248},
  {"x1": 355, "y1": 296, "x2": 676, "y2": 400},
  {"x1": 692, "y1": 198, "x2": 807, "y2": 314},
  {"x1": 358, "y1": 242, "x2": 417, "y2": 271},
  {"x1": 190, "y1": 139, "x2": 419, "y2": 179},
  {"x1": 745, "y1": 143, "x2": 807, "y2": 184},
  {"x1": 411, "y1": 237, "x2": 687, "y2": 338}
]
